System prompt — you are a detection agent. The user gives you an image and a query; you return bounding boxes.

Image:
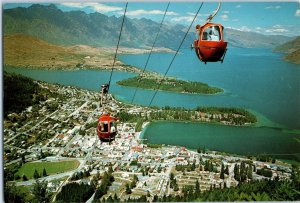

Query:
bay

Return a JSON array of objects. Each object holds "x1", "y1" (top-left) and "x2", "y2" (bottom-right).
[{"x1": 141, "y1": 121, "x2": 300, "y2": 161}]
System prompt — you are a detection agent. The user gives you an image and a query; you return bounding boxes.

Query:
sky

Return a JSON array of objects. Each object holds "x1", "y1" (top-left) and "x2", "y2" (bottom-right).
[{"x1": 3, "y1": 1, "x2": 300, "y2": 36}]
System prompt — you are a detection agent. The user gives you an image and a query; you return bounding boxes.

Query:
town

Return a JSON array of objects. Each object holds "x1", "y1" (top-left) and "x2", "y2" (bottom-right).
[{"x1": 3, "y1": 80, "x2": 295, "y2": 202}]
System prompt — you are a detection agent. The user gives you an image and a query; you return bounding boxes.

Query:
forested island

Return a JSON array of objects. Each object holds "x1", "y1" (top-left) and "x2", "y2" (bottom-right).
[{"x1": 117, "y1": 75, "x2": 223, "y2": 94}]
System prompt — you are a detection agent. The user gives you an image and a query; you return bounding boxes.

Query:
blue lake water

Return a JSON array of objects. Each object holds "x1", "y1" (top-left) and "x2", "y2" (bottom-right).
[
  {"x1": 4, "y1": 47, "x2": 300, "y2": 160},
  {"x1": 119, "y1": 48, "x2": 300, "y2": 130},
  {"x1": 141, "y1": 121, "x2": 300, "y2": 161}
]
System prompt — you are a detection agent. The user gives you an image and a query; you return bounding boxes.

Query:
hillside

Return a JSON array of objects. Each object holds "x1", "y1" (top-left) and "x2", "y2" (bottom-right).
[
  {"x1": 3, "y1": 4, "x2": 292, "y2": 49},
  {"x1": 273, "y1": 36, "x2": 300, "y2": 64},
  {"x1": 3, "y1": 72, "x2": 52, "y2": 117},
  {"x1": 225, "y1": 28, "x2": 293, "y2": 48},
  {"x1": 273, "y1": 36, "x2": 300, "y2": 53},
  {"x1": 3, "y1": 33, "x2": 152, "y2": 70}
]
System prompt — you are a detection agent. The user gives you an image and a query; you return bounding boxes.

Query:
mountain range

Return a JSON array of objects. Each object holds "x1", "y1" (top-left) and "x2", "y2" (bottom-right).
[{"x1": 3, "y1": 4, "x2": 295, "y2": 49}]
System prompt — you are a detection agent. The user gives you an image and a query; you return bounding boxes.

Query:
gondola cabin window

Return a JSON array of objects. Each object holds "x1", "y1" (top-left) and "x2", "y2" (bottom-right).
[
  {"x1": 202, "y1": 26, "x2": 221, "y2": 41},
  {"x1": 99, "y1": 122, "x2": 109, "y2": 132}
]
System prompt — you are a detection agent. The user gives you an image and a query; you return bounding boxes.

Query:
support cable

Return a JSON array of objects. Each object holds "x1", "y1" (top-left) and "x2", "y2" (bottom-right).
[
  {"x1": 147, "y1": 2, "x2": 204, "y2": 108},
  {"x1": 130, "y1": 2, "x2": 170, "y2": 104},
  {"x1": 107, "y1": 2, "x2": 128, "y2": 92}
]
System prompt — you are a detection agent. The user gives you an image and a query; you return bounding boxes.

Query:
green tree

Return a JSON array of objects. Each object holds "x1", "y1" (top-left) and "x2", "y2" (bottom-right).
[
  {"x1": 195, "y1": 179, "x2": 200, "y2": 194},
  {"x1": 22, "y1": 174, "x2": 28, "y2": 181},
  {"x1": 42, "y1": 168, "x2": 47, "y2": 177},
  {"x1": 33, "y1": 169, "x2": 40, "y2": 179},
  {"x1": 125, "y1": 183, "x2": 131, "y2": 194},
  {"x1": 32, "y1": 180, "x2": 49, "y2": 203},
  {"x1": 220, "y1": 163, "x2": 225, "y2": 179}
]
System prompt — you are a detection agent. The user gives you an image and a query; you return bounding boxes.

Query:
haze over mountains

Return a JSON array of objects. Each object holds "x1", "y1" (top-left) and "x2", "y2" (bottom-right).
[{"x1": 3, "y1": 4, "x2": 294, "y2": 49}]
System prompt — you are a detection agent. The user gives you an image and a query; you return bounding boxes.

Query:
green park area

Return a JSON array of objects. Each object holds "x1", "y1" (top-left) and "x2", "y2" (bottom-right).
[{"x1": 15, "y1": 160, "x2": 80, "y2": 180}]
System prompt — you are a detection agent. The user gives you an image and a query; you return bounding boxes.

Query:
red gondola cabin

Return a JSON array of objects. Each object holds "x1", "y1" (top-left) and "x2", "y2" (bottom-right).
[
  {"x1": 194, "y1": 23, "x2": 227, "y2": 63},
  {"x1": 97, "y1": 114, "x2": 117, "y2": 142}
]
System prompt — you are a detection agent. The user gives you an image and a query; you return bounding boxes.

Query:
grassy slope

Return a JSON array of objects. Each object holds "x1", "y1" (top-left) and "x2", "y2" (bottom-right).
[{"x1": 3, "y1": 33, "x2": 116, "y2": 69}]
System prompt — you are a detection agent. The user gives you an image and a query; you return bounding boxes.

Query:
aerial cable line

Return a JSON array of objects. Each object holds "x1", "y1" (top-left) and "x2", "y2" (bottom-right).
[
  {"x1": 107, "y1": 2, "x2": 128, "y2": 92},
  {"x1": 130, "y1": 2, "x2": 170, "y2": 104},
  {"x1": 147, "y1": 2, "x2": 204, "y2": 108}
]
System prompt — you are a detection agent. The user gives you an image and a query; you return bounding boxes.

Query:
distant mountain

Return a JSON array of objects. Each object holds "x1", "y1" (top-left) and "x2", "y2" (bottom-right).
[
  {"x1": 273, "y1": 36, "x2": 300, "y2": 53},
  {"x1": 273, "y1": 36, "x2": 300, "y2": 64},
  {"x1": 225, "y1": 28, "x2": 293, "y2": 48},
  {"x1": 3, "y1": 4, "x2": 293, "y2": 49}
]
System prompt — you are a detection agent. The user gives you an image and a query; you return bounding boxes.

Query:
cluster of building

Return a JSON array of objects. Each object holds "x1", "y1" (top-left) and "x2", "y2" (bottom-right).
[{"x1": 4, "y1": 81, "x2": 294, "y2": 201}]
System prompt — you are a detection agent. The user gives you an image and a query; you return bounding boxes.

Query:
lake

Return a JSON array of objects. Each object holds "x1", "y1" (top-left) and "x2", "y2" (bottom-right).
[
  {"x1": 4, "y1": 47, "x2": 300, "y2": 160},
  {"x1": 141, "y1": 121, "x2": 300, "y2": 161}
]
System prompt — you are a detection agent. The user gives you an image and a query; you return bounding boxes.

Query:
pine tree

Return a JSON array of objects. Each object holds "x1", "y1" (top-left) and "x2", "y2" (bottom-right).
[
  {"x1": 247, "y1": 165, "x2": 253, "y2": 179},
  {"x1": 42, "y1": 168, "x2": 47, "y2": 177},
  {"x1": 225, "y1": 165, "x2": 229, "y2": 175},
  {"x1": 195, "y1": 180, "x2": 200, "y2": 194},
  {"x1": 220, "y1": 163, "x2": 225, "y2": 179},
  {"x1": 22, "y1": 175, "x2": 28, "y2": 181},
  {"x1": 33, "y1": 169, "x2": 40, "y2": 179}
]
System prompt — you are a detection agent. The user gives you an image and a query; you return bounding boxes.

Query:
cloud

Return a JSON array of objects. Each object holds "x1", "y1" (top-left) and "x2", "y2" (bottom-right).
[
  {"x1": 120, "y1": 9, "x2": 178, "y2": 16},
  {"x1": 235, "y1": 5, "x2": 241, "y2": 8},
  {"x1": 187, "y1": 12, "x2": 195, "y2": 16},
  {"x1": 227, "y1": 26, "x2": 251, "y2": 32},
  {"x1": 170, "y1": 16, "x2": 194, "y2": 23},
  {"x1": 221, "y1": 14, "x2": 228, "y2": 21},
  {"x1": 223, "y1": 11, "x2": 230, "y2": 14},
  {"x1": 232, "y1": 19, "x2": 239, "y2": 22},
  {"x1": 296, "y1": 9, "x2": 300, "y2": 17},
  {"x1": 265, "y1": 28, "x2": 288, "y2": 33},
  {"x1": 265, "y1": 6, "x2": 281, "y2": 9},
  {"x1": 265, "y1": 25, "x2": 288, "y2": 33},
  {"x1": 60, "y1": 3, "x2": 123, "y2": 13}
]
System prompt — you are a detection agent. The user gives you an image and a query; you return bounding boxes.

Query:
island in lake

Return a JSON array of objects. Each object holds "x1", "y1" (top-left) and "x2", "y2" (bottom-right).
[{"x1": 117, "y1": 75, "x2": 223, "y2": 94}]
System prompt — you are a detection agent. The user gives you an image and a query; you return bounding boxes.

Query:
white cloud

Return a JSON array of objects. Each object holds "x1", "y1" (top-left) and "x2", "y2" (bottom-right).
[
  {"x1": 236, "y1": 5, "x2": 241, "y2": 8},
  {"x1": 295, "y1": 9, "x2": 300, "y2": 17},
  {"x1": 221, "y1": 14, "x2": 228, "y2": 21},
  {"x1": 232, "y1": 19, "x2": 239, "y2": 22},
  {"x1": 255, "y1": 27, "x2": 262, "y2": 30},
  {"x1": 223, "y1": 11, "x2": 230, "y2": 14},
  {"x1": 228, "y1": 26, "x2": 251, "y2": 32},
  {"x1": 265, "y1": 24, "x2": 288, "y2": 33},
  {"x1": 240, "y1": 26, "x2": 251, "y2": 32},
  {"x1": 265, "y1": 28, "x2": 288, "y2": 33},
  {"x1": 187, "y1": 12, "x2": 195, "y2": 16},
  {"x1": 120, "y1": 9, "x2": 178, "y2": 16},
  {"x1": 265, "y1": 5, "x2": 281, "y2": 9},
  {"x1": 61, "y1": 3, "x2": 123, "y2": 13},
  {"x1": 170, "y1": 16, "x2": 194, "y2": 23}
]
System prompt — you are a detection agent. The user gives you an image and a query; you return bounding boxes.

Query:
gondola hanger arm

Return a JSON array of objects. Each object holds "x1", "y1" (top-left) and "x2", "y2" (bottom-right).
[{"x1": 206, "y1": 2, "x2": 221, "y2": 23}]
